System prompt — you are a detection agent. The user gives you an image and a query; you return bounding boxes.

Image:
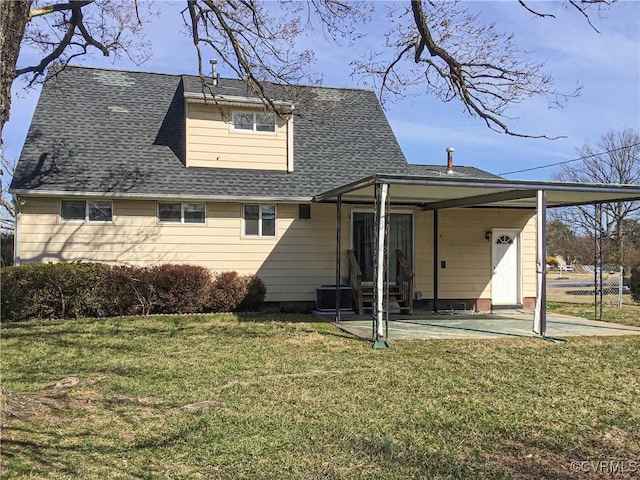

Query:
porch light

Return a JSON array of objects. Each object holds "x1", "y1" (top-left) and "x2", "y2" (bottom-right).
[{"x1": 485, "y1": 231, "x2": 492, "y2": 242}]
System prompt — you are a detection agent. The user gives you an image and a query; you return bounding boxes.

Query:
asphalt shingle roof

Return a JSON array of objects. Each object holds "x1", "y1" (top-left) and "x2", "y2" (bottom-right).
[{"x1": 11, "y1": 66, "x2": 498, "y2": 198}]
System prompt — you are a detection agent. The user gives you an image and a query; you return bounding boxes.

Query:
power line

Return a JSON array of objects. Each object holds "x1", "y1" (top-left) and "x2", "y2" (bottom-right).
[{"x1": 499, "y1": 142, "x2": 640, "y2": 176}]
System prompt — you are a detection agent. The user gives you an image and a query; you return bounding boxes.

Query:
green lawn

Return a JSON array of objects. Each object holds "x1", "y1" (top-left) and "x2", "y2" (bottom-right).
[
  {"x1": 2, "y1": 314, "x2": 640, "y2": 479},
  {"x1": 548, "y1": 302, "x2": 640, "y2": 328}
]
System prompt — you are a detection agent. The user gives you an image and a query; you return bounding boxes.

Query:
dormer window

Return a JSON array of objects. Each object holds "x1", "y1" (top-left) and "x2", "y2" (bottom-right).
[{"x1": 231, "y1": 111, "x2": 276, "y2": 133}]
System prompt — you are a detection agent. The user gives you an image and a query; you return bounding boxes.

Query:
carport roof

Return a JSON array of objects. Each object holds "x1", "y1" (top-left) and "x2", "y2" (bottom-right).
[{"x1": 313, "y1": 174, "x2": 640, "y2": 209}]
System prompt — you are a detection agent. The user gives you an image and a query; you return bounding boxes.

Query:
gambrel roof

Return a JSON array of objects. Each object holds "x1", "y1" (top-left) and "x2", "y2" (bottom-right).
[{"x1": 11, "y1": 66, "x2": 498, "y2": 200}]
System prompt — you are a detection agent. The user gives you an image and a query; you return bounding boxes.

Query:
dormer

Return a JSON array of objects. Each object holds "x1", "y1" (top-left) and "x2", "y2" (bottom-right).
[{"x1": 184, "y1": 92, "x2": 294, "y2": 172}]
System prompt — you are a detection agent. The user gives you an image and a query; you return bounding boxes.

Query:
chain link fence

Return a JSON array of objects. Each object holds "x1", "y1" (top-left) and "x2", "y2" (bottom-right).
[{"x1": 546, "y1": 265, "x2": 627, "y2": 306}]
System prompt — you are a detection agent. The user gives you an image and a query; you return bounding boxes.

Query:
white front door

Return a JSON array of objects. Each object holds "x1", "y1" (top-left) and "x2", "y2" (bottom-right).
[{"x1": 492, "y1": 230, "x2": 520, "y2": 305}]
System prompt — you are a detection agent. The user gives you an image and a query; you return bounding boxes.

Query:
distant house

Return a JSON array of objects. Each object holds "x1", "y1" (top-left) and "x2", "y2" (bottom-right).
[{"x1": 10, "y1": 66, "x2": 640, "y2": 325}]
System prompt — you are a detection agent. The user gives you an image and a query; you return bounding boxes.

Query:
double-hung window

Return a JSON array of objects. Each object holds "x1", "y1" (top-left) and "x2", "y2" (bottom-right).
[
  {"x1": 158, "y1": 203, "x2": 206, "y2": 224},
  {"x1": 61, "y1": 200, "x2": 113, "y2": 222},
  {"x1": 232, "y1": 111, "x2": 276, "y2": 133},
  {"x1": 244, "y1": 205, "x2": 276, "y2": 237}
]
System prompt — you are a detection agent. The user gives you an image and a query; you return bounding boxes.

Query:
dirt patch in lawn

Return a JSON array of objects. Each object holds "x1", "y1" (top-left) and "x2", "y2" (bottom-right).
[{"x1": 1, "y1": 376, "x2": 156, "y2": 430}]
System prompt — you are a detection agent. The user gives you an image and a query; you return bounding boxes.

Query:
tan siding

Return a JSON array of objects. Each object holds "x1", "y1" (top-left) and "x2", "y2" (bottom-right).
[
  {"x1": 19, "y1": 198, "x2": 341, "y2": 303},
  {"x1": 19, "y1": 199, "x2": 537, "y2": 305},
  {"x1": 414, "y1": 210, "x2": 434, "y2": 297},
  {"x1": 434, "y1": 209, "x2": 537, "y2": 301},
  {"x1": 185, "y1": 103, "x2": 289, "y2": 170}
]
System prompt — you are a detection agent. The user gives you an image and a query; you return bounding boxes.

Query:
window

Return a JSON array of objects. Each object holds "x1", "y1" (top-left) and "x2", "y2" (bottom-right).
[
  {"x1": 61, "y1": 200, "x2": 113, "y2": 222},
  {"x1": 244, "y1": 204, "x2": 276, "y2": 237},
  {"x1": 496, "y1": 235, "x2": 513, "y2": 245},
  {"x1": 232, "y1": 111, "x2": 276, "y2": 133},
  {"x1": 158, "y1": 203, "x2": 206, "y2": 224}
]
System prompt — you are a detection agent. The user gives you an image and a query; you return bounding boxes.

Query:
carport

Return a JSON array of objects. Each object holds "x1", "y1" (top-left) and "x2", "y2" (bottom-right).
[{"x1": 314, "y1": 174, "x2": 640, "y2": 347}]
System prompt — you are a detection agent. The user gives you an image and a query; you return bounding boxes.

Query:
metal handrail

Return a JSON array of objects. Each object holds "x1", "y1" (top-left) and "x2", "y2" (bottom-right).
[
  {"x1": 347, "y1": 250, "x2": 363, "y2": 314},
  {"x1": 395, "y1": 249, "x2": 414, "y2": 314}
]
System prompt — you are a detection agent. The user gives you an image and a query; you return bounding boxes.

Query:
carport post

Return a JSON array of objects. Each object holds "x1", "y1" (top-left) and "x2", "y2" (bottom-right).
[
  {"x1": 533, "y1": 190, "x2": 547, "y2": 336},
  {"x1": 373, "y1": 182, "x2": 391, "y2": 349},
  {"x1": 335, "y1": 195, "x2": 342, "y2": 323}
]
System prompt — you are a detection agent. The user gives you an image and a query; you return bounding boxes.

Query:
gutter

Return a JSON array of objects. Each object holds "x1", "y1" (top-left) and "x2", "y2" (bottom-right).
[
  {"x1": 8, "y1": 189, "x2": 313, "y2": 204},
  {"x1": 184, "y1": 92, "x2": 295, "y2": 110},
  {"x1": 371, "y1": 173, "x2": 640, "y2": 194},
  {"x1": 313, "y1": 173, "x2": 640, "y2": 202}
]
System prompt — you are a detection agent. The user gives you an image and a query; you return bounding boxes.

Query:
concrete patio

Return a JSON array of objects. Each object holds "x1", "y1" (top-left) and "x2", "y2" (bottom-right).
[{"x1": 333, "y1": 310, "x2": 640, "y2": 341}]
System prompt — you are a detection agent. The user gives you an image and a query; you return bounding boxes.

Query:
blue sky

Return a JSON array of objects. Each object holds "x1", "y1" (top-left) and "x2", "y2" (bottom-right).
[{"x1": 4, "y1": 0, "x2": 639, "y2": 181}]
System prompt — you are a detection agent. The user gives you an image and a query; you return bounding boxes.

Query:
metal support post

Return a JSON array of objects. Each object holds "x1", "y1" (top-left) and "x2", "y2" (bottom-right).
[
  {"x1": 534, "y1": 190, "x2": 547, "y2": 337},
  {"x1": 335, "y1": 196, "x2": 342, "y2": 323},
  {"x1": 433, "y1": 210, "x2": 439, "y2": 313},
  {"x1": 594, "y1": 204, "x2": 603, "y2": 320},
  {"x1": 373, "y1": 182, "x2": 391, "y2": 349},
  {"x1": 619, "y1": 265, "x2": 624, "y2": 307}
]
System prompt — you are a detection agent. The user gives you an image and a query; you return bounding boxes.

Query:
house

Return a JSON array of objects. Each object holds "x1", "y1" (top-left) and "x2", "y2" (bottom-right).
[{"x1": 10, "y1": 66, "x2": 640, "y2": 340}]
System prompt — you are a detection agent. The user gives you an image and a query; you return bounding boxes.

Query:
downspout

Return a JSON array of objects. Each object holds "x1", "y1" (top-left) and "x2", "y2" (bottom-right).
[{"x1": 12, "y1": 194, "x2": 21, "y2": 266}]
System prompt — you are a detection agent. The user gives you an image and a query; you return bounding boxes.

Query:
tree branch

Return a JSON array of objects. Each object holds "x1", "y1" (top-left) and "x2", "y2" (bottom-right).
[
  {"x1": 16, "y1": 4, "x2": 81, "y2": 77},
  {"x1": 29, "y1": 0, "x2": 94, "y2": 19},
  {"x1": 409, "y1": 0, "x2": 563, "y2": 139},
  {"x1": 517, "y1": 1, "x2": 555, "y2": 18}
]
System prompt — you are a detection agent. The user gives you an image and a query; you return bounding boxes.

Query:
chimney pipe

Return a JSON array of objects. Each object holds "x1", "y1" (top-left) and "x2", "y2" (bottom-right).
[
  {"x1": 446, "y1": 147, "x2": 454, "y2": 174},
  {"x1": 210, "y1": 59, "x2": 219, "y2": 86}
]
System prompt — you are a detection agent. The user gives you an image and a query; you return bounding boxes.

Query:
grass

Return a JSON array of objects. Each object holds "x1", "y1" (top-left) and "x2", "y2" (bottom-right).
[
  {"x1": 2, "y1": 313, "x2": 640, "y2": 479},
  {"x1": 548, "y1": 302, "x2": 640, "y2": 328}
]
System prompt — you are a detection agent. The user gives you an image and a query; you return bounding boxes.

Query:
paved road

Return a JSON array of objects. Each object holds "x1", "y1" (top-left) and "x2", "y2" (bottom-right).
[{"x1": 548, "y1": 280, "x2": 624, "y2": 288}]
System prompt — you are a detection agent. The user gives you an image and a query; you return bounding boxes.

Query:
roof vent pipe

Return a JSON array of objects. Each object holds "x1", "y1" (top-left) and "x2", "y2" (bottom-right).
[
  {"x1": 210, "y1": 59, "x2": 220, "y2": 86},
  {"x1": 446, "y1": 147, "x2": 454, "y2": 174}
]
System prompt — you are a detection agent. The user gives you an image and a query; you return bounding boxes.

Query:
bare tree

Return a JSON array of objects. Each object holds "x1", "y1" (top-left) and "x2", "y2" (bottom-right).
[
  {"x1": 1, "y1": 0, "x2": 154, "y2": 145},
  {"x1": 0, "y1": 0, "x2": 619, "y2": 142},
  {"x1": 553, "y1": 128, "x2": 640, "y2": 267},
  {"x1": 0, "y1": 149, "x2": 16, "y2": 231}
]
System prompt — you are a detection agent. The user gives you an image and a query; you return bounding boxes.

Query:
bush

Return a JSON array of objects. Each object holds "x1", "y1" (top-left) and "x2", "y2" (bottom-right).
[
  {"x1": 1, "y1": 262, "x2": 111, "y2": 321},
  {"x1": 630, "y1": 266, "x2": 640, "y2": 303},
  {"x1": 149, "y1": 264, "x2": 212, "y2": 314},
  {"x1": 1, "y1": 262, "x2": 267, "y2": 321},
  {"x1": 238, "y1": 274, "x2": 267, "y2": 311},
  {"x1": 101, "y1": 266, "x2": 156, "y2": 317},
  {"x1": 208, "y1": 271, "x2": 247, "y2": 312},
  {"x1": 208, "y1": 272, "x2": 267, "y2": 313},
  {"x1": 1, "y1": 233, "x2": 13, "y2": 267}
]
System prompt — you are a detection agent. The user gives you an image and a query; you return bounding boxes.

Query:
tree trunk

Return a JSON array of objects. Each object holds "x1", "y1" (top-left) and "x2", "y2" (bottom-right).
[{"x1": 0, "y1": 0, "x2": 32, "y2": 144}]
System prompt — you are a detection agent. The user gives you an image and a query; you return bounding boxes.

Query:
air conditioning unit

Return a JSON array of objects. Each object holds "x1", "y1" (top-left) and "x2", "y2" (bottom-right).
[{"x1": 316, "y1": 285, "x2": 353, "y2": 311}]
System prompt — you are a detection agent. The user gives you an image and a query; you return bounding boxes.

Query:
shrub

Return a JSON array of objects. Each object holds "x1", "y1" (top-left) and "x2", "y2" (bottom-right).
[
  {"x1": 208, "y1": 271, "x2": 247, "y2": 312},
  {"x1": 1, "y1": 233, "x2": 13, "y2": 267},
  {"x1": 238, "y1": 274, "x2": 267, "y2": 311},
  {"x1": 1, "y1": 262, "x2": 266, "y2": 321},
  {"x1": 101, "y1": 266, "x2": 156, "y2": 317},
  {"x1": 1, "y1": 262, "x2": 111, "y2": 321},
  {"x1": 630, "y1": 266, "x2": 640, "y2": 303},
  {"x1": 149, "y1": 264, "x2": 212, "y2": 314}
]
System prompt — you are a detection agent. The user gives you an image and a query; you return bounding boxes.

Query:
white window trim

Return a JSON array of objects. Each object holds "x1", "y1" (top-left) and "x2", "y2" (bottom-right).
[
  {"x1": 243, "y1": 204, "x2": 277, "y2": 238},
  {"x1": 230, "y1": 110, "x2": 277, "y2": 135},
  {"x1": 157, "y1": 202, "x2": 207, "y2": 225},
  {"x1": 60, "y1": 199, "x2": 114, "y2": 223}
]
